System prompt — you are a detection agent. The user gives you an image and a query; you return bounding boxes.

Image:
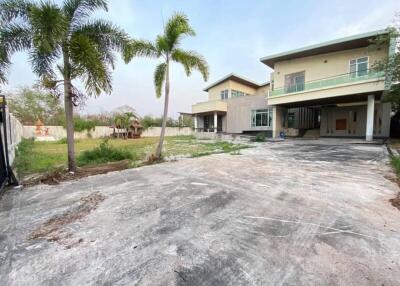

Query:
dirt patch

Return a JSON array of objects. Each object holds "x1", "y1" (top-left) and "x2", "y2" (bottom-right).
[
  {"x1": 28, "y1": 192, "x2": 105, "y2": 247},
  {"x1": 390, "y1": 193, "x2": 400, "y2": 210},
  {"x1": 22, "y1": 160, "x2": 131, "y2": 186},
  {"x1": 384, "y1": 175, "x2": 400, "y2": 211}
]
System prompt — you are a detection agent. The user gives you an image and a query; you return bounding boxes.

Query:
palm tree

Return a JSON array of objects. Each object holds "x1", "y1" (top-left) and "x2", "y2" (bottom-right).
[
  {"x1": 124, "y1": 12, "x2": 209, "y2": 159},
  {"x1": 0, "y1": 0, "x2": 129, "y2": 171}
]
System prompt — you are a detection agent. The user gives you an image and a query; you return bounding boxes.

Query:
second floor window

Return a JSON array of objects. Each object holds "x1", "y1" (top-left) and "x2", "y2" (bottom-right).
[
  {"x1": 231, "y1": 90, "x2": 248, "y2": 97},
  {"x1": 284, "y1": 71, "x2": 305, "y2": 93},
  {"x1": 220, "y1": 89, "x2": 228, "y2": 100},
  {"x1": 350, "y1": 57, "x2": 368, "y2": 77}
]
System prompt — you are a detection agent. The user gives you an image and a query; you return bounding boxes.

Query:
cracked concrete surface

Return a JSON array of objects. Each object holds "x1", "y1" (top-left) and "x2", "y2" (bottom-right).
[{"x1": 1, "y1": 139, "x2": 400, "y2": 285}]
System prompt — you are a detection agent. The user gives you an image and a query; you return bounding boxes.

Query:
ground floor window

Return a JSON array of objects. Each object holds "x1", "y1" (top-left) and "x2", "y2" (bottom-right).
[{"x1": 251, "y1": 109, "x2": 273, "y2": 127}]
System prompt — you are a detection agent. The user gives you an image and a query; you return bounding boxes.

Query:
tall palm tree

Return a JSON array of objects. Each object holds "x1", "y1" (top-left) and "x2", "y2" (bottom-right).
[
  {"x1": 0, "y1": 0, "x2": 129, "y2": 171},
  {"x1": 124, "y1": 12, "x2": 209, "y2": 159}
]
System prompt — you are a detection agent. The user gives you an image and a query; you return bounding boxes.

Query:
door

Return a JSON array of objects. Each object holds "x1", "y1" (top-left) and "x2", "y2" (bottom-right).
[{"x1": 217, "y1": 115, "x2": 223, "y2": 132}]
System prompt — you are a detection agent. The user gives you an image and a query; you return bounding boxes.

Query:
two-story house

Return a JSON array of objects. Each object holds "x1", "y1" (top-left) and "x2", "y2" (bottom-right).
[
  {"x1": 191, "y1": 29, "x2": 394, "y2": 140},
  {"x1": 191, "y1": 73, "x2": 272, "y2": 134}
]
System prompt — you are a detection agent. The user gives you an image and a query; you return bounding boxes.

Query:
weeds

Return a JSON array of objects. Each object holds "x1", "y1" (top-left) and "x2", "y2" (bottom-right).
[
  {"x1": 77, "y1": 139, "x2": 135, "y2": 166},
  {"x1": 251, "y1": 132, "x2": 266, "y2": 142},
  {"x1": 391, "y1": 156, "x2": 400, "y2": 175}
]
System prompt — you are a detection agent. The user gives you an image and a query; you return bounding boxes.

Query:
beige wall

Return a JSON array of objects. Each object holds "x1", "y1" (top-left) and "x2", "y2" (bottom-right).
[
  {"x1": 208, "y1": 80, "x2": 267, "y2": 101},
  {"x1": 192, "y1": 100, "x2": 227, "y2": 114},
  {"x1": 255, "y1": 84, "x2": 270, "y2": 96},
  {"x1": 226, "y1": 95, "x2": 271, "y2": 133},
  {"x1": 272, "y1": 46, "x2": 388, "y2": 89},
  {"x1": 208, "y1": 81, "x2": 231, "y2": 101},
  {"x1": 320, "y1": 102, "x2": 390, "y2": 137}
]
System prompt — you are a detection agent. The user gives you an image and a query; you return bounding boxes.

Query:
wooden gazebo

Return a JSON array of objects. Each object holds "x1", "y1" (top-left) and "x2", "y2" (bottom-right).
[{"x1": 111, "y1": 119, "x2": 143, "y2": 139}]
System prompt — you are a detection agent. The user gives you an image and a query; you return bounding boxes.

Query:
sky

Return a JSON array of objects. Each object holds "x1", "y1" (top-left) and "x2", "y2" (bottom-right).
[{"x1": 3, "y1": 0, "x2": 400, "y2": 118}]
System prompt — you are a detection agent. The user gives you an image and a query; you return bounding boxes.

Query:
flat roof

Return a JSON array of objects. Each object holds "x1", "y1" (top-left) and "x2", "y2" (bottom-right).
[
  {"x1": 260, "y1": 29, "x2": 389, "y2": 68},
  {"x1": 203, "y1": 73, "x2": 269, "y2": 91}
]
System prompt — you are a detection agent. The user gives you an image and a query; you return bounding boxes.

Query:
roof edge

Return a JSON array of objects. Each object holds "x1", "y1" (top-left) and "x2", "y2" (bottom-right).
[
  {"x1": 259, "y1": 29, "x2": 389, "y2": 66},
  {"x1": 203, "y1": 73, "x2": 266, "y2": 91}
]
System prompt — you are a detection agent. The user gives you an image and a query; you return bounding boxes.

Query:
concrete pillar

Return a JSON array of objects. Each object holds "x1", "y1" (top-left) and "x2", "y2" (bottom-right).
[
  {"x1": 272, "y1": 106, "x2": 284, "y2": 138},
  {"x1": 214, "y1": 112, "x2": 218, "y2": 133},
  {"x1": 366, "y1": 94, "x2": 375, "y2": 141},
  {"x1": 194, "y1": 115, "x2": 198, "y2": 131}
]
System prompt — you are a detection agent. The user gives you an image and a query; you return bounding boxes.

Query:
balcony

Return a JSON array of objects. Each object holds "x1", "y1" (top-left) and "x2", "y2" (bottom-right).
[
  {"x1": 270, "y1": 70, "x2": 385, "y2": 97},
  {"x1": 192, "y1": 100, "x2": 227, "y2": 114}
]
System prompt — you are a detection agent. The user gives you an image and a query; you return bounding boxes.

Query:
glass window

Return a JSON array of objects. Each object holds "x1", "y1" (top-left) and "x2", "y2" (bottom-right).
[
  {"x1": 231, "y1": 90, "x2": 249, "y2": 97},
  {"x1": 251, "y1": 109, "x2": 273, "y2": 127},
  {"x1": 220, "y1": 89, "x2": 228, "y2": 100},
  {"x1": 350, "y1": 57, "x2": 368, "y2": 77},
  {"x1": 284, "y1": 71, "x2": 305, "y2": 93}
]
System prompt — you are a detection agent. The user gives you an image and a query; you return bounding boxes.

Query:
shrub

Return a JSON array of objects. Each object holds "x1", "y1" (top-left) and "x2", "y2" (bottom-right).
[
  {"x1": 252, "y1": 132, "x2": 266, "y2": 142},
  {"x1": 58, "y1": 137, "x2": 67, "y2": 144},
  {"x1": 391, "y1": 156, "x2": 400, "y2": 175},
  {"x1": 77, "y1": 139, "x2": 134, "y2": 166}
]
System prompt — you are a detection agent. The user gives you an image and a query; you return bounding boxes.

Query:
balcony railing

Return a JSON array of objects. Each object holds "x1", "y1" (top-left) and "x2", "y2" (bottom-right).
[{"x1": 270, "y1": 70, "x2": 385, "y2": 97}]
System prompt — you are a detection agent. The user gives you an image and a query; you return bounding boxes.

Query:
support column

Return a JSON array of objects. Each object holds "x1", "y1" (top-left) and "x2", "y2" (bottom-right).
[
  {"x1": 272, "y1": 106, "x2": 284, "y2": 138},
  {"x1": 214, "y1": 112, "x2": 218, "y2": 133},
  {"x1": 194, "y1": 115, "x2": 198, "y2": 131},
  {"x1": 366, "y1": 94, "x2": 375, "y2": 141}
]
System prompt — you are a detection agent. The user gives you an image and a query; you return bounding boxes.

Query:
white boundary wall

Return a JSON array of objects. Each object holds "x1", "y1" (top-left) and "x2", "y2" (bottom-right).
[
  {"x1": 22, "y1": 126, "x2": 193, "y2": 140},
  {"x1": 3, "y1": 109, "x2": 24, "y2": 165}
]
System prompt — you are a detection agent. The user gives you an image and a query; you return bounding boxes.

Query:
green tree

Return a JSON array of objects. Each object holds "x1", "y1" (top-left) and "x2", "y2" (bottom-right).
[
  {"x1": 372, "y1": 20, "x2": 400, "y2": 111},
  {"x1": 124, "y1": 12, "x2": 209, "y2": 159},
  {"x1": 0, "y1": 0, "x2": 129, "y2": 171},
  {"x1": 113, "y1": 111, "x2": 138, "y2": 139},
  {"x1": 7, "y1": 86, "x2": 64, "y2": 124}
]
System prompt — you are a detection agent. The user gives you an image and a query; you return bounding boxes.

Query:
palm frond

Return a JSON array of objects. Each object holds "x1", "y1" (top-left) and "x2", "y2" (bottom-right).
[
  {"x1": 124, "y1": 39, "x2": 158, "y2": 62},
  {"x1": 0, "y1": 23, "x2": 32, "y2": 54},
  {"x1": 0, "y1": 44, "x2": 11, "y2": 83},
  {"x1": 0, "y1": 23, "x2": 31, "y2": 83},
  {"x1": 154, "y1": 62, "x2": 167, "y2": 98},
  {"x1": 69, "y1": 33, "x2": 111, "y2": 95},
  {"x1": 164, "y1": 12, "x2": 195, "y2": 50},
  {"x1": 29, "y1": 47, "x2": 59, "y2": 77},
  {"x1": 29, "y1": 2, "x2": 66, "y2": 54},
  {"x1": 172, "y1": 49, "x2": 209, "y2": 81},
  {"x1": 0, "y1": 0, "x2": 33, "y2": 22},
  {"x1": 155, "y1": 35, "x2": 169, "y2": 54},
  {"x1": 63, "y1": 0, "x2": 107, "y2": 29},
  {"x1": 73, "y1": 19, "x2": 129, "y2": 67}
]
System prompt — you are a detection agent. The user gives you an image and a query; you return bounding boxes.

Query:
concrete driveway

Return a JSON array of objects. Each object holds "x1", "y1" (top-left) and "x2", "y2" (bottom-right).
[{"x1": 1, "y1": 139, "x2": 400, "y2": 285}]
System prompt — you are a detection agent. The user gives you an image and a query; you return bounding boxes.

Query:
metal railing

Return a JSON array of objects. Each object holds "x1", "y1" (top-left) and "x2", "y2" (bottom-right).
[{"x1": 270, "y1": 70, "x2": 385, "y2": 97}]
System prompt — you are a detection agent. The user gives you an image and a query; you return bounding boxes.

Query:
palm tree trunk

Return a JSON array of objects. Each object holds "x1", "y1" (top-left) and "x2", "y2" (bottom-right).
[
  {"x1": 64, "y1": 78, "x2": 76, "y2": 172},
  {"x1": 156, "y1": 59, "x2": 170, "y2": 159}
]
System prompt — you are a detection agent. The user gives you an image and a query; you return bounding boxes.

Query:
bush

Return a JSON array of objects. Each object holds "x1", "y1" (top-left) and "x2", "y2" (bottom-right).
[
  {"x1": 77, "y1": 139, "x2": 134, "y2": 166},
  {"x1": 391, "y1": 156, "x2": 400, "y2": 175},
  {"x1": 252, "y1": 132, "x2": 266, "y2": 142},
  {"x1": 13, "y1": 138, "x2": 35, "y2": 173},
  {"x1": 60, "y1": 116, "x2": 97, "y2": 132}
]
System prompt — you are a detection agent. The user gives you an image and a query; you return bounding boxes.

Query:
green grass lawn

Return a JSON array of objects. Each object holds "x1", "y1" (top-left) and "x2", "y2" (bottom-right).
[{"x1": 14, "y1": 136, "x2": 249, "y2": 176}]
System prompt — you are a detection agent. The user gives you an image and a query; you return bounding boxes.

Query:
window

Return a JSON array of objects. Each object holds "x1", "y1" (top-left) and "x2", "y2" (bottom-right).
[
  {"x1": 251, "y1": 109, "x2": 273, "y2": 127},
  {"x1": 220, "y1": 89, "x2": 228, "y2": 100},
  {"x1": 231, "y1": 90, "x2": 247, "y2": 97},
  {"x1": 350, "y1": 57, "x2": 368, "y2": 77},
  {"x1": 284, "y1": 71, "x2": 305, "y2": 93}
]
